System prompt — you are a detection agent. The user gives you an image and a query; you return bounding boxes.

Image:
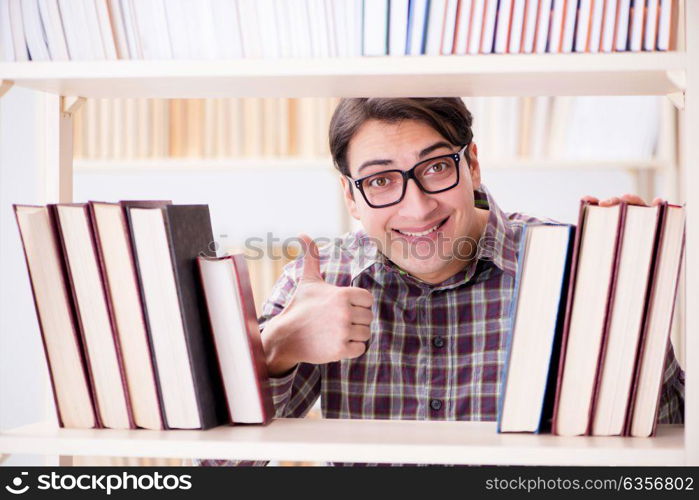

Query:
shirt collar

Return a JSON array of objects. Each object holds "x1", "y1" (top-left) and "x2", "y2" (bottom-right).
[{"x1": 349, "y1": 184, "x2": 520, "y2": 284}]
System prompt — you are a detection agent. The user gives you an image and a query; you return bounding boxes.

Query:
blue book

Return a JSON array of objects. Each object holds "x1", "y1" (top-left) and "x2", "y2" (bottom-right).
[{"x1": 496, "y1": 223, "x2": 575, "y2": 433}]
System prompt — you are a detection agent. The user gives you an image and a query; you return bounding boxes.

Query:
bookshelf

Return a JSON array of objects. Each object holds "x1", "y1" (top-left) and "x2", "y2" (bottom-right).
[
  {"x1": 0, "y1": 53, "x2": 686, "y2": 98},
  {"x1": 0, "y1": 420, "x2": 685, "y2": 466},
  {"x1": 0, "y1": 6, "x2": 697, "y2": 467}
]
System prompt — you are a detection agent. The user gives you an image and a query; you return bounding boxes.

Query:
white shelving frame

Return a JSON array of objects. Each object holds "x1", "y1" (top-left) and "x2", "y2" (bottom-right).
[{"x1": 0, "y1": 4, "x2": 696, "y2": 466}]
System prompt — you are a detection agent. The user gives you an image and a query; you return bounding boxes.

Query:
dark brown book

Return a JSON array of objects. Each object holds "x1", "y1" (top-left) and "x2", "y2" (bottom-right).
[
  {"x1": 14, "y1": 205, "x2": 98, "y2": 429},
  {"x1": 51, "y1": 203, "x2": 134, "y2": 430},
  {"x1": 552, "y1": 200, "x2": 625, "y2": 436},
  {"x1": 198, "y1": 254, "x2": 275, "y2": 425},
  {"x1": 127, "y1": 204, "x2": 228, "y2": 429},
  {"x1": 87, "y1": 200, "x2": 171, "y2": 430}
]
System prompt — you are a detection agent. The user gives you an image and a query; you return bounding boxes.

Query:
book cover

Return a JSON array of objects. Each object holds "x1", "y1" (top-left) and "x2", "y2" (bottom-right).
[
  {"x1": 626, "y1": 203, "x2": 685, "y2": 437},
  {"x1": 198, "y1": 254, "x2": 275, "y2": 425},
  {"x1": 590, "y1": 203, "x2": 662, "y2": 436},
  {"x1": 14, "y1": 205, "x2": 99, "y2": 429},
  {"x1": 52, "y1": 203, "x2": 135, "y2": 430},
  {"x1": 89, "y1": 200, "x2": 172, "y2": 430},
  {"x1": 497, "y1": 223, "x2": 575, "y2": 433},
  {"x1": 127, "y1": 204, "x2": 228, "y2": 429},
  {"x1": 551, "y1": 200, "x2": 625, "y2": 436}
]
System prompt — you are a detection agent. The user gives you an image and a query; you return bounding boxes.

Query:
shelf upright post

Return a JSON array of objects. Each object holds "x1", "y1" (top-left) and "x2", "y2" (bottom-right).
[
  {"x1": 42, "y1": 95, "x2": 84, "y2": 204},
  {"x1": 41, "y1": 93, "x2": 84, "y2": 466},
  {"x1": 683, "y1": 0, "x2": 698, "y2": 466}
]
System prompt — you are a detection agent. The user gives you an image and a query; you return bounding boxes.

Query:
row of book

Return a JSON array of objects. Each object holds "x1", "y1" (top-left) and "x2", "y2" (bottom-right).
[
  {"x1": 72, "y1": 95, "x2": 661, "y2": 163},
  {"x1": 73, "y1": 98, "x2": 337, "y2": 160},
  {"x1": 14, "y1": 201, "x2": 274, "y2": 430},
  {"x1": 1, "y1": 0, "x2": 678, "y2": 62},
  {"x1": 366, "y1": 0, "x2": 678, "y2": 56},
  {"x1": 498, "y1": 200, "x2": 685, "y2": 437}
]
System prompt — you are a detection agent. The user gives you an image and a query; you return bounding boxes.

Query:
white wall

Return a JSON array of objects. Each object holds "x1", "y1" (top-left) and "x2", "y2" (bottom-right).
[{"x1": 0, "y1": 87, "x2": 51, "y2": 466}]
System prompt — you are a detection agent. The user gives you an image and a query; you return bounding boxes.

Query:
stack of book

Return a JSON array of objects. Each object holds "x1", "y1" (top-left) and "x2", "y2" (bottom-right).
[
  {"x1": 14, "y1": 201, "x2": 273, "y2": 430},
  {"x1": 1, "y1": 0, "x2": 678, "y2": 62},
  {"x1": 497, "y1": 200, "x2": 685, "y2": 437}
]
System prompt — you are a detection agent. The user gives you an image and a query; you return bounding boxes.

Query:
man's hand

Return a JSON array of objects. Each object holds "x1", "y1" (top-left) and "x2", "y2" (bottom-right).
[
  {"x1": 581, "y1": 193, "x2": 665, "y2": 207},
  {"x1": 261, "y1": 234, "x2": 374, "y2": 376}
]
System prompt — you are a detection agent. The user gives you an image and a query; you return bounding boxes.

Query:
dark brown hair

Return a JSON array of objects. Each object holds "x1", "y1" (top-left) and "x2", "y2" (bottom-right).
[{"x1": 328, "y1": 98, "x2": 474, "y2": 177}]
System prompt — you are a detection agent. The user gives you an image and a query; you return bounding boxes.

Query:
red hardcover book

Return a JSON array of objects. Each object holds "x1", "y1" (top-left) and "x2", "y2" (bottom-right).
[
  {"x1": 626, "y1": 203, "x2": 685, "y2": 437},
  {"x1": 14, "y1": 204, "x2": 98, "y2": 429},
  {"x1": 87, "y1": 200, "x2": 171, "y2": 430},
  {"x1": 51, "y1": 203, "x2": 135, "y2": 429},
  {"x1": 551, "y1": 200, "x2": 625, "y2": 436},
  {"x1": 198, "y1": 254, "x2": 275, "y2": 425}
]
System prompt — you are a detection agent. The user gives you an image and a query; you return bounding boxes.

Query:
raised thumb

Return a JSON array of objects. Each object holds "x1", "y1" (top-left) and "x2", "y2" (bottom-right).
[{"x1": 298, "y1": 233, "x2": 322, "y2": 282}]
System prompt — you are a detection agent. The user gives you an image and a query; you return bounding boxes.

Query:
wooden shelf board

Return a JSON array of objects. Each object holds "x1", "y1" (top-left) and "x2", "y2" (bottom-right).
[
  {"x1": 0, "y1": 53, "x2": 686, "y2": 98},
  {"x1": 0, "y1": 420, "x2": 685, "y2": 466}
]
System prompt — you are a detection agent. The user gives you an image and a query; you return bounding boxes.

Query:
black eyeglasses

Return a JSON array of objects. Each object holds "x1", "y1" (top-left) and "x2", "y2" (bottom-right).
[{"x1": 347, "y1": 144, "x2": 469, "y2": 209}]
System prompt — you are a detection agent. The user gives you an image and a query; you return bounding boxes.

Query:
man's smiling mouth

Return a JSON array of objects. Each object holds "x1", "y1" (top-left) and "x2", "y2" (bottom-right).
[{"x1": 392, "y1": 216, "x2": 449, "y2": 237}]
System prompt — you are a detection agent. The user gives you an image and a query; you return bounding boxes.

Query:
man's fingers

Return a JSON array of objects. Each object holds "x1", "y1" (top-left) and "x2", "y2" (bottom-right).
[
  {"x1": 581, "y1": 195, "x2": 599, "y2": 204},
  {"x1": 349, "y1": 325, "x2": 371, "y2": 342},
  {"x1": 298, "y1": 233, "x2": 323, "y2": 282},
  {"x1": 350, "y1": 306, "x2": 373, "y2": 326},
  {"x1": 345, "y1": 340, "x2": 368, "y2": 359},
  {"x1": 599, "y1": 196, "x2": 620, "y2": 207},
  {"x1": 346, "y1": 287, "x2": 374, "y2": 308},
  {"x1": 651, "y1": 197, "x2": 665, "y2": 206},
  {"x1": 620, "y1": 193, "x2": 648, "y2": 206}
]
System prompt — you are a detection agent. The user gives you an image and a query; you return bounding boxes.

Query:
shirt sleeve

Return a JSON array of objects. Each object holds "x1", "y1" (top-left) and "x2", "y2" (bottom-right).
[
  {"x1": 195, "y1": 255, "x2": 322, "y2": 467},
  {"x1": 656, "y1": 341, "x2": 685, "y2": 424}
]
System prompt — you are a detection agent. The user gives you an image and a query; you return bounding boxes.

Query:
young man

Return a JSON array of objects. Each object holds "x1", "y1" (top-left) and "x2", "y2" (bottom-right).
[{"x1": 199, "y1": 98, "x2": 684, "y2": 466}]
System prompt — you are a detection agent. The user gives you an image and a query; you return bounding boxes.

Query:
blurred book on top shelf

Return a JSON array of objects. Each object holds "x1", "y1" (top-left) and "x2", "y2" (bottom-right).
[
  {"x1": 73, "y1": 95, "x2": 665, "y2": 166},
  {"x1": 1, "y1": 0, "x2": 681, "y2": 62},
  {"x1": 74, "y1": 97, "x2": 338, "y2": 161}
]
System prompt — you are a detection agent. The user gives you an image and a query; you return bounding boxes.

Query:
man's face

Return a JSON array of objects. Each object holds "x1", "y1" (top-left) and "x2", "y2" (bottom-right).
[{"x1": 341, "y1": 119, "x2": 485, "y2": 284}]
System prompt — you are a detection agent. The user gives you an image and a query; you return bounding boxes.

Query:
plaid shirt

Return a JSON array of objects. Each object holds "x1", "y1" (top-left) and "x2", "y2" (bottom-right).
[{"x1": 198, "y1": 185, "x2": 684, "y2": 466}]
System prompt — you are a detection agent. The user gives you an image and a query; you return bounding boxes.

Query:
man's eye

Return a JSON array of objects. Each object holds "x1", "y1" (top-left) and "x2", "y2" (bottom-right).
[
  {"x1": 368, "y1": 177, "x2": 391, "y2": 188},
  {"x1": 427, "y1": 162, "x2": 449, "y2": 173}
]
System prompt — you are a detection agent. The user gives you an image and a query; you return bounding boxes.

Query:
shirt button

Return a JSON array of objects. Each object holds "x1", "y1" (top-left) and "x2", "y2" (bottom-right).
[
  {"x1": 430, "y1": 399, "x2": 443, "y2": 411},
  {"x1": 432, "y1": 336, "x2": 445, "y2": 348}
]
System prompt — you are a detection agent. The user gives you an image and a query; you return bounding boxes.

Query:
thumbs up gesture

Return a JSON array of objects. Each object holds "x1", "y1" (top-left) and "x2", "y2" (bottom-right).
[{"x1": 261, "y1": 234, "x2": 375, "y2": 376}]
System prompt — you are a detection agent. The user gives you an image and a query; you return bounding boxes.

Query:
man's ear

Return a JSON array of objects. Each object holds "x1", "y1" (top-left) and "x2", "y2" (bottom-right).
[
  {"x1": 340, "y1": 175, "x2": 360, "y2": 220},
  {"x1": 467, "y1": 142, "x2": 482, "y2": 191}
]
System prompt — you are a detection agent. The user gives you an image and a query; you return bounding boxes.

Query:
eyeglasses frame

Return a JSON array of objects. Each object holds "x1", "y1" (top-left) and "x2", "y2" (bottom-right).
[{"x1": 346, "y1": 143, "x2": 470, "y2": 209}]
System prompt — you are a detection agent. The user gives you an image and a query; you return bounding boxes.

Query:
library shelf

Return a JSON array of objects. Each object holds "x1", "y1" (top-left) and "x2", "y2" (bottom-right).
[
  {"x1": 0, "y1": 52, "x2": 687, "y2": 99},
  {"x1": 0, "y1": 420, "x2": 685, "y2": 466}
]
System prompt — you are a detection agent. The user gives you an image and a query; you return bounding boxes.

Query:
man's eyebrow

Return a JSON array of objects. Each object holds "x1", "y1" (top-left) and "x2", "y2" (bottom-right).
[
  {"x1": 418, "y1": 141, "x2": 454, "y2": 158},
  {"x1": 356, "y1": 141, "x2": 455, "y2": 176}
]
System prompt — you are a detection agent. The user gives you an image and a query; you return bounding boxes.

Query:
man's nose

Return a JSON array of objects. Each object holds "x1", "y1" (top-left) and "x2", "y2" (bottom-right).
[{"x1": 397, "y1": 178, "x2": 437, "y2": 216}]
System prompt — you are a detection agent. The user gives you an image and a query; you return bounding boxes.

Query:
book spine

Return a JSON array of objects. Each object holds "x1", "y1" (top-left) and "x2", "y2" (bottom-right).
[
  {"x1": 586, "y1": 201, "x2": 627, "y2": 436},
  {"x1": 123, "y1": 203, "x2": 171, "y2": 430},
  {"x1": 622, "y1": 202, "x2": 666, "y2": 436},
  {"x1": 13, "y1": 205, "x2": 99, "y2": 429},
  {"x1": 551, "y1": 199, "x2": 589, "y2": 435},
  {"x1": 87, "y1": 202, "x2": 137, "y2": 429},
  {"x1": 48, "y1": 204, "x2": 105, "y2": 429},
  {"x1": 232, "y1": 254, "x2": 275, "y2": 424}
]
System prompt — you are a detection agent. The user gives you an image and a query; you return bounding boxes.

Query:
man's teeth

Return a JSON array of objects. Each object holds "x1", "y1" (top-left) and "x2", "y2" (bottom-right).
[{"x1": 396, "y1": 223, "x2": 441, "y2": 237}]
